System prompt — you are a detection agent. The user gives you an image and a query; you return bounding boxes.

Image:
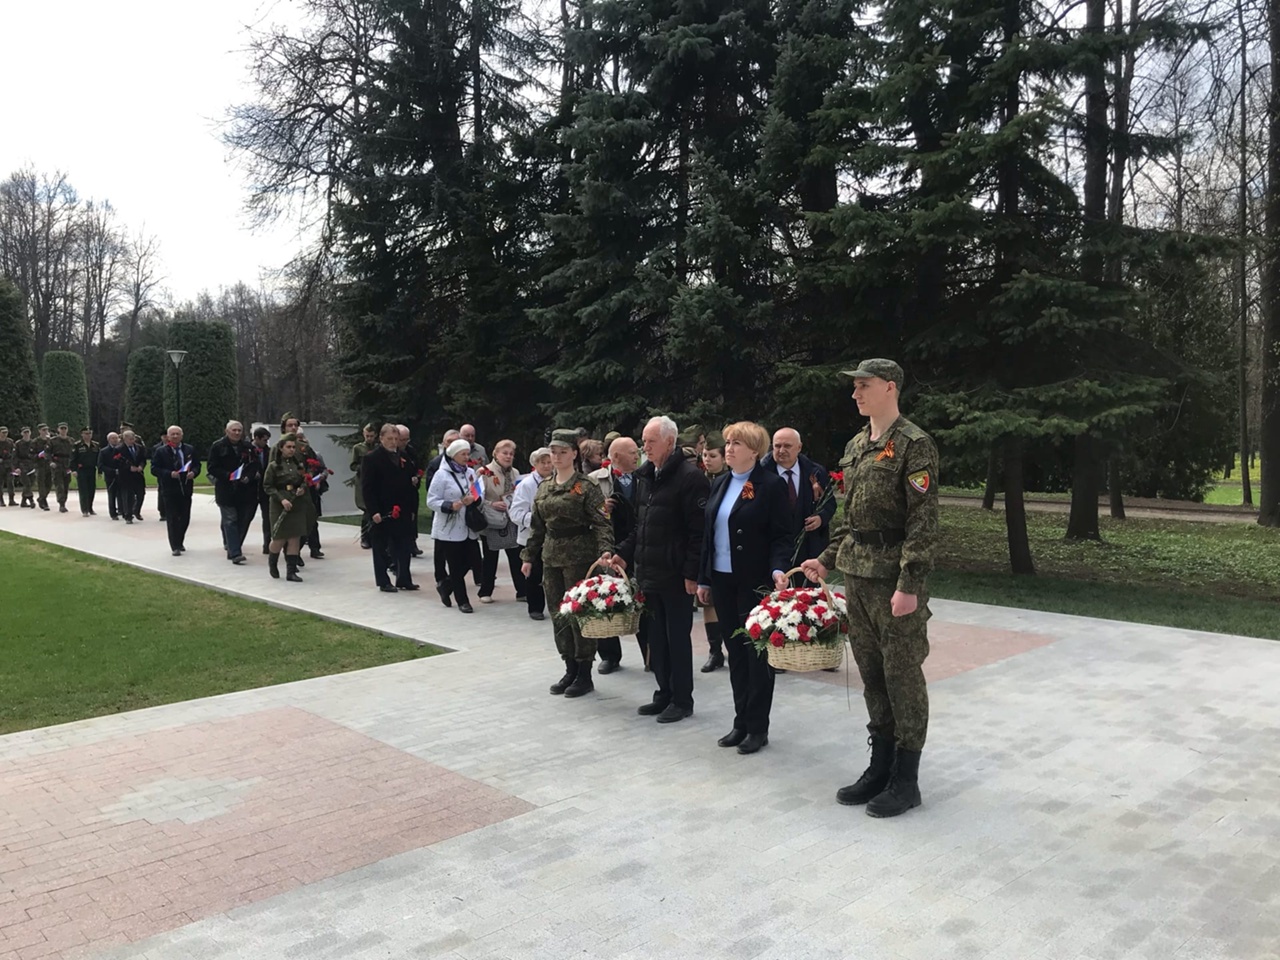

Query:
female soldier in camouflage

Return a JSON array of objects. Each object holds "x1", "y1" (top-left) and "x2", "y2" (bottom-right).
[
  {"x1": 700, "y1": 431, "x2": 728, "y2": 672},
  {"x1": 262, "y1": 434, "x2": 309, "y2": 583},
  {"x1": 520, "y1": 429, "x2": 614, "y2": 699}
]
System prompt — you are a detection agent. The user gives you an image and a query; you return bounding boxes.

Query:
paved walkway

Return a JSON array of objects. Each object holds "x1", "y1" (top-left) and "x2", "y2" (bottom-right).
[{"x1": 1, "y1": 497, "x2": 1278, "y2": 960}]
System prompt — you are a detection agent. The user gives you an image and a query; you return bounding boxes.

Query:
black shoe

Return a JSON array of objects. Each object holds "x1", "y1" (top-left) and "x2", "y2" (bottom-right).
[
  {"x1": 125, "y1": 517, "x2": 133, "y2": 524},
  {"x1": 737, "y1": 733, "x2": 768, "y2": 755},
  {"x1": 81, "y1": 510, "x2": 87, "y2": 517},
  {"x1": 262, "y1": 545, "x2": 270, "y2": 555},
  {"x1": 771, "y1": 667, "x2": 787, "y2": 675},
  {"x1": 550, "y1": 659, "x2": 577, "y2": 695},
  {"x1": 379, "y1": 584, "x2": 397, "y2": 593},
  {"x1": 111, "y1": 515, "x2": 119, "y2": 520},
  {"x1": 310, "y1": 550, "x2": 325, "y2": 559},
  {"x1": 866, "y1": 749, "x2": 922, "y2": 818},
  {"x1": 134, "y1": 515, "x2": 143, "y2": 521},
  {"x1": 515, "y1": 594, "x2": 527, "y2": 602},
  {"x1": 59, "y1": 504, "x2": 67, "y2": 513},
  {"x1": 656, "y1": 704, "x2": 692, "y2": 724},
  {"x1": 295, "y1": 555, "x2": 305, "y2": 568},
  {"x1": 88, "y1": 508, "x2": 95, "y2": 515},
  {"x1": 837, "y1": 736, "x2": 896, "y2": 806},
  {"x1": 637, "y1": 701, "x2": 669, "y2": 716},
  {"x1": 597, "y1": 659, "x2": 620, "y2": 675},
  {"x1": 700, "y1": 650, "x2": 725, "y2": 673},
  {"x1": 822, "y1": 666, "x2": 839, "y2": 672},
  {"x1": 172, "y1": 550, "x2": 181, "y2": 557},
  {"x1": 458, "y1": 603, "x2": 474, "y2": 614},
  {"x1": 268, "y1": 552, "x2": 281, "y2": 579},
  {"x1": 717, "y1": 728, "x2": 746, "y2": 748},
  {"x1": 437, "y1": 584, "x2": 453, "y2": 608},
  {"x1": 528, "y1": 611, "x2": 545, "y2": 621},
  {"x1": 39, "y1": 502, "x2": 49, "y2": 511},
  {"x1": 410, "y1": 548, "x2": 424, "y2": 558},
  {"x1": 231, "y1": 555, "x2": 247, "y2": 565},
  {"x1": 397, "y1": 583, "x2": 420, "y2": 591},
  {"x1": 360, "y1": 540, "x2": 371, "y2": 550},
  {"x1": 563, "y1": 661, "x2": 595, "y2": 698}
]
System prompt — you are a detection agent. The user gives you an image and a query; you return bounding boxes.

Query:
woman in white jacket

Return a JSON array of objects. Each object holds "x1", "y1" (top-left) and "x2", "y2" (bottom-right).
[
  {"x1": 509, "y1": 447, "x2": 553, "y2": 621},
  {"x1": 427, "y1": 438, "x2": 481, "y2": 613}
]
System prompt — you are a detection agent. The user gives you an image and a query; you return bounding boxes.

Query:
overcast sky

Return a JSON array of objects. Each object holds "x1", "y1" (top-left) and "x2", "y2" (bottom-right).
[{"x1": 0, "y1": 0, "x2": 309, "y2": 304}]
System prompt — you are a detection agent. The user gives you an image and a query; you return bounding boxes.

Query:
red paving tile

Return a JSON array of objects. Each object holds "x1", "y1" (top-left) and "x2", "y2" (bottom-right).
[{"x1": 0, "y1": 708, "x2": 532, "y2": 959}]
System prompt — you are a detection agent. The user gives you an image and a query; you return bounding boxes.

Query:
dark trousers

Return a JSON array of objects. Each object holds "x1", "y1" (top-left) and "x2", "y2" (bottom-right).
[
  {"x1": 469, "y1": 539, "x2": 484, "y2": 585},
  {"x1": 371, "y1": 517, "x2": 413, "y2": 587},
  {"x1": 237, "y1": 495, "x2": 258, "y2": 548},
  {"x1": 524, "y1": 554, "x2": 545, "y2": 615},
  {"x1": 76, "y1": 469, "x2": 97, "y2": 513},
  {"x1": 162, "y1": 490, "x2": 193, "y2": 551},
  {"x1": 360, "y1": 510, "x2": 372, "y2": 545},
  {"x1": 122, "y1": 473, "x2": 145, "y2": 519},
  {"x1": 645, "y1": 585, "x2": 696, "y2": 710},
  {"x1": 303, "y1": 490, "x2": 323, "y2": 554},
  {"x1": 480, "y1": 545, "x2": 528, "y2": 598},
  {"x1": 104, "y1": 473, "x2": 121, "y2": 517},
  {"x1": 434, "y1": 541, "x2": 448, "y2": 585},
  {"x1": 437, "y1": 538, "x2": 473, "y2": 605},
  {"x1": 220, "y1": 499, "x2": 256, "y2": 558},
  {"x1": 258, "y1": 489, "x2": 272, "y2": 548},
  {"x1": 712, "y1": 572, "x2": 775, "y2": 735},
  {"x1": 598, "y1": 636, "x2": 622, "y2": 664}
]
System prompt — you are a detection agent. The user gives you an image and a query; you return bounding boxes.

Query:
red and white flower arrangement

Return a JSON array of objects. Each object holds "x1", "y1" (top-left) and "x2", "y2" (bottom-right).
[
  {"x1": 558, "y1": 573, "x2": 646, "y2": 624},
  {"x1": 741, "y1": 585, "x2": 848, "y2": 654}
]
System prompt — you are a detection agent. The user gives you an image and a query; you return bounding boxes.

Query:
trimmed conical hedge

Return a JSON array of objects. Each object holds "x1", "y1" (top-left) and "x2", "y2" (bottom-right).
[
  {"x1": 164, "y1": 320, "x2": 238, "y2": 456},
  {"x1": 41, "y1": 350, "x2": 90, "y2": 432},
  {"x1": 0, "y1": 278, "x2": 42, "y2": 432},
  {"x1": 124, "y1": 345, "x2": 167, "y2": 446}
]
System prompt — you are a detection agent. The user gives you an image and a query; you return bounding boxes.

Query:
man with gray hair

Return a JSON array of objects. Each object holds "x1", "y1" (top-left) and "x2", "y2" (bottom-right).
[
  {"x1": 602, "y1": 416, "x2": 709, "y2": 723},
  {"x1": 118, "y1": 429, "x2": 148, "y2": 523},
  {"x1": 208, "y1": 420, "x2": 257, "y2": 564},
  {"x1": 97, "y1": 431, "x2": 123, "y2": 519}
]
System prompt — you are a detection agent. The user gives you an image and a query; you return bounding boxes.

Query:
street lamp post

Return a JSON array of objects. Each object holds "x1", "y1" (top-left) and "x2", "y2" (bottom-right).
[{"x1": 166, "y1": 350, "x2": 189, "y2": 423}]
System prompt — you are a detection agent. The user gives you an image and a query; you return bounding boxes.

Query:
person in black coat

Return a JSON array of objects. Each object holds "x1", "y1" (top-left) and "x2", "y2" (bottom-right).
[
  {"x1": 761, "y1": 427, "x2": 837, "y2": 574},
  {"x1": 150, "y1": 426, "x2": 202, "y2": 556},
  {"x1": 697, "y1": 421, "x2": 793, "y2": 755},
  {"x1": 247, "y1": 427, "x2": 273, "y2": 552},
  {"x1": 97, "y1": 432, "x2": 125, "y2": 520},
  {"x1": 362, "y1": 423, "x2": 419, "y2": 591},
  {"x1": 116, "y1": 430, "x2": 149, "y2": 523},
  {"x1": 602, "y1": 416, "x2": 710, "y2": 724},
  {"x1": 207, "y1": 421, "x2": 259, "y2": 564}
]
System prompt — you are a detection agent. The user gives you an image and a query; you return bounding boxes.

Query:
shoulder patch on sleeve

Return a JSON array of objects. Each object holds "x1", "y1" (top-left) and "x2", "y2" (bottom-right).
[
  {"x1": 897, "y1": 421, "x2": 928, "y2": 442},
  {"x1": 907, "y1": 469, "x2": 931, "y2": 494}
]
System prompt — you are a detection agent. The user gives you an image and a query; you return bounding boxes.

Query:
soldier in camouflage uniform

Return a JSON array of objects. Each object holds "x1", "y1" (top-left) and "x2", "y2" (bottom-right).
[
  {"x1": 521, "y1": 429, "x2": 614, "y2": 699},
  {"x1": 351, "y1": 423, "x2": 376, "y2": 549},
  {"x1": 803, "y1": 359, "x2": 939, "y2": 819},
  {"x1": 71, "y1": 427, "x2": 100, "y2": 516},
  {"x1": 47, "y1": 423, "x2": 75, "y2": 513},
  {"x1": 0, "y1": 427, "x2": 14, "y2": 506},
  {"x1": 14, "y1": 428, "x2": 36, "y2": 507},
  {"x1": 32, "y1": 424, "x2": 53, "y2": 510}
]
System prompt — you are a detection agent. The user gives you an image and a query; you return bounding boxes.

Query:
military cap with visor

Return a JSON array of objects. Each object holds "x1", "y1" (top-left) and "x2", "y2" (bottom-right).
[
  {"x1": 549, "y1": 429, "x2": 580, "y2": 448},
  {"x1": 840, "y1": 358, "x2": 904, "y2": 386}
]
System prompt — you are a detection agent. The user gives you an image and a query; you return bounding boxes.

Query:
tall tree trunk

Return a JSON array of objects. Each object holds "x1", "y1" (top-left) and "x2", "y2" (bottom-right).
[
  {"x1": 1239, "y1": 0, "x2": 1254, "y2": 508},
  {"x1": 982, "y1": 442, "x2": 1000, "y2": 510},
  {"x1": 1067, "y1": 0, "x2": 1108, "y2": 540},
  {"x1": 1261, "y1": 0, "x2": 1280, "y2": 527},
  {"x1": 1004, "y1": 437, "x2": 1035, "y2": 575}
]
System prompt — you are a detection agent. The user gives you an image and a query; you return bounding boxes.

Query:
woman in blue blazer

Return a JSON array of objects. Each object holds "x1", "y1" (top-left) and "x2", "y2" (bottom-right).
[{"x1": 697, "y1": 421, "x2": 793, "y2": 755}]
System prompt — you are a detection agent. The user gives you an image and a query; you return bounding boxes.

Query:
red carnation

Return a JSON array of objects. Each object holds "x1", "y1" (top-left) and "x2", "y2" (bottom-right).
[
  {"x1": 769, "y1": 632, "x2": 785, "y2": 647},
  {"x1": 605, "y1": 596, "x2": 616, "y2": 607},
  {"x1": 391, "y1": 505, "x2": 401, "y2": 519},
  {"x1": 586, "y1": 590, "x2": 599, "y2": 601},
  {"x1": 748, "y1": 623, "x2": 762, "y2": 640},
  {"x1": 571, "y1": 600, "x2": 582, "y2": 613},
  {"x1": 797, "y1": 624, "x2": 812, "y2": 643},
  {"x1": 635, "y1": 592, "x2": 645, "y2": 604}
]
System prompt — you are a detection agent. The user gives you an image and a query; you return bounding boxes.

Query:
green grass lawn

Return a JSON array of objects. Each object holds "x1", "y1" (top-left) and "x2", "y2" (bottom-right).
[
  {"x1": 928, "y1": 505, "x2": 1280, "y2": 640},
  {"x1": 0, "y1": 531, "x2": 442, "y2": 734}
]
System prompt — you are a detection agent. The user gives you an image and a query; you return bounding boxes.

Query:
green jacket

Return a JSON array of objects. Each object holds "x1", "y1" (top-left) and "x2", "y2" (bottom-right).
[
  {"x1": 351, "y1": 441, "x2": 371, "y2": 510},
  {"x1": 71, "y1": 441, "x2": 100, "y2": 471},
  {"x1": 262, "y1": 458, "x2": 313, "y2": 540},
  {"x1": 522, "y1": 470, "x2": 614, "y2": 568},
  {"x1": 47, "y1": 435, "x2": 74, "y2": 466},
  {"x1": 818, "y1": 416, "x2": 939, "y2": 595}
]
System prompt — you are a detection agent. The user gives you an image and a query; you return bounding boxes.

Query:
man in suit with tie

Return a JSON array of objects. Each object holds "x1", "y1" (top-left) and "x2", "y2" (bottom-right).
[
  {"x1": 150, "y1": 426, "x2": 202, "y2": 556},
  {"x1": 588, "y1": 436, "x2": 642, "y2": 673},
  {"x1": 764, "y1": 428, "x2": 836, "y2": 577},
  {"x1": 118, "y1": 430, "x2": 149, "y2": 523}
]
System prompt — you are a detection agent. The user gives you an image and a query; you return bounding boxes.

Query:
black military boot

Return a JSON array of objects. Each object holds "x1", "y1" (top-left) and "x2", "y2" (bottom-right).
[
  {"x1": 39, "y1": 498, "x2": 49, "y2": 511},
  {"x1": 701, "y1": 622, "x2": 725, "y2": 673},
  {"x1": 563, "y1": 660, "x2": 594, "y2": 698},
  {"x1": 268, "y1": 551, "x2": 281, "y2": 579},
  {"x1": 286, "y1": 555, "x2": 303, "y2": 582},
  {"x1": 866, "y1": 748, "x2": 922, "y2": 818},
  {"x1": 836, "y1": 736, "x2": 896, "y2": 806},
  {"x1": 549, "y1": 659, "x2": 577, "y2": 695}
]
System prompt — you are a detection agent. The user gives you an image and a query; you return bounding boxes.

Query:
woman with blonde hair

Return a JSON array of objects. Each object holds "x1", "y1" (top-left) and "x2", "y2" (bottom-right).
[
  {"x1": 697, "y1": 421, "x2": 792, "y2": 755},
  {"x1": 478, "y1": 439, "x2": 528, "y2": 603}
]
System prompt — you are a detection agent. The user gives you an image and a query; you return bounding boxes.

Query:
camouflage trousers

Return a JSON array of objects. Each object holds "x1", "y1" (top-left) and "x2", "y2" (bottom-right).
[
  {"x1": 0, "y1": 466, "x2": 13, "y2": 499},
  {"x1": 846, "y1": 577, "x2": 931, "y2": 751},
  {"x1": 53, "y1": 466, "x2": 70, "y2": 505},
  {"x1": 35, "y1": 463, "x2": 52, "y2": 501},
  {"x1": 17, "y1": 466, "x2": 34, "y2": 500},
  {"x1": 543, "y1": 562, "x2": 597, "y2": 661}
]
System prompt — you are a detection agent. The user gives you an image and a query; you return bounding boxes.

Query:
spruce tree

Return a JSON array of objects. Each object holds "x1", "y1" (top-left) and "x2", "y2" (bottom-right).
[
  {"x1": 163, "y1": 321, "x2": 238, "y2": 456},
  {"x1": 0, "y1": 278, "x2": 42, "y2": 432},
  {"x1": 40, "y1": 351, "x2": 90, "y2": 432}
]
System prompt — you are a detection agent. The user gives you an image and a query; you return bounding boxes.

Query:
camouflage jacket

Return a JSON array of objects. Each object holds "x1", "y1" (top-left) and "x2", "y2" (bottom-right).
[
  {"x1": 818, "y1": 416, "x2": 939, "y2": 595},
  {"x1": 0, "y1": 438, "x2": 12, "y2": 464},
  {"x1": 522, "y1": 470, "x2": 614, "y2": 568},
  {"x1": 47, "y1": 435, "x2": 74, "y2": 466}
]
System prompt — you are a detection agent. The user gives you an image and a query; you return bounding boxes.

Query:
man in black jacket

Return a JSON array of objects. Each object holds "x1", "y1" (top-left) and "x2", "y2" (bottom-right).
[
  {"x1": 603, "y1": 416, "x2": 709, "y2": 723},
  {"x1": 248, "y1": 427, "x2": 273, "y2": 552},
  {"x1": 97, "y1": 432, "x2": 124, "y2": 519},
  {"x1": 150, "y1": 426, "x2": 202, "y2": 556},
  {"x1": 362, "y1": 423, "x2": 418, "y2": 591},
  {"x1": 117, "y1": 429, "x2": 149, "y2": 523},
  {"x1": 207, "y1": 421, "x2": 259, "y2": 564}
]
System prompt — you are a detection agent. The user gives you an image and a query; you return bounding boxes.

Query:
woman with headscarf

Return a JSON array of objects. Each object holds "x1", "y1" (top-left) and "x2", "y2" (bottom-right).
[
  {"x1": 261, "y1": 433, "x2": 309, "y2": 582},
  {"x1": 426, "y1": 437, "x2": 482, "y2": 613}
]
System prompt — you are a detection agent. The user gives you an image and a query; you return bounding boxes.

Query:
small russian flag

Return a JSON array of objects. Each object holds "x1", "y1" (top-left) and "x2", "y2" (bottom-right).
[
  {"x1": 229, "y1": 464, "x2": 245, "y2": 481},
  {"x1": 471, "y1": 478, "x2": 483, "y2": 499}
]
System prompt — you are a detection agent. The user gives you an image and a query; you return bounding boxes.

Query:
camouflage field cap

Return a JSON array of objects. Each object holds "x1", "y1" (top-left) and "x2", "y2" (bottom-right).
[
  {"x1": 549, "y1": 429, "x2": 580, "y2": 448},
  {"x1": 0, "y1": 426, "x2": 7, "y2": 433},
  {"x1": 841, "y1": 358, "x2": 904, "y2": 386},
  {"x1": 677, "y1": 423, "x2": 706, "y2": 447},
  {"x1": 36, "y1": 423, "x2": 48, "y2": 431},
  {"x1": 703, "y1": 429, "x2": 725, "y2": 451},
  {"x1": 57, "y1": 422, "x2": 68, "y2": 430},
  {"x1": 20, "y1": 427, "x2": 30, "y2": 434},
  {"x1": 603, "y1": 431, "x2": 622, "y2": 447}
]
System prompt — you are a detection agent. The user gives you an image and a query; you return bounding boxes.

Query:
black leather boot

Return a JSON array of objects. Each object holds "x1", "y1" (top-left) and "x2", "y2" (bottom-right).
[
  {"x1": 701, "y1": 622, "x2": 725, "y2": 673},
  {"x1": 549, "y1": 659, "x2": 577, "y2": 695},
  {"x1": 563, "y1": 660, "x2": 594, "y2": 698},
  {"x1": 866, "y1": 748, "x2": 922, "y2": 818},
  {"x1": 268, "y1": 552, "x2": 281, "y2": 579},
  {"x1": 286, "y1": 555, "x2": 303, "y2": 582},
  {"x1": 836, "y1": 736, "x2": 896, "y2": 806}
]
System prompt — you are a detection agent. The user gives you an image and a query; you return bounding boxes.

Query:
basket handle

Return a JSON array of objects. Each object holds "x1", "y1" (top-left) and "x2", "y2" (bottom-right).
[
  {"x1": 779, "y1": 566, "x2": 837, "y2": 614},
  {"x1": 588, "y1": 558, "x2": 622, "y2": 579}
]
